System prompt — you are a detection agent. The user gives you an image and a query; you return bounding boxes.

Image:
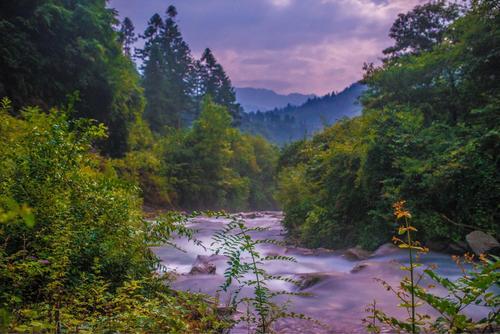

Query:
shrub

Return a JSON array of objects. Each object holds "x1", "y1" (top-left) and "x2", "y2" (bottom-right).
[
  {"x1": 0, "y1": 98, "x2": 229, "y2": 332},
  {"x1": 365, "y1": 201, "x2": 500, "y2": 334}
]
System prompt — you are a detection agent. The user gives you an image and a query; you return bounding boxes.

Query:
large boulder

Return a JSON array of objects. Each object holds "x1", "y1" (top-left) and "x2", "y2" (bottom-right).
[
  {"x1": 189, "y1": 255, "x2": 216, "y2": 275},
  {"x1": 466, "y1": 231, "x2": 500, "y2": 255},
  {"x1": 343, "y1": 246, "x2": 371, "y2": 261}
]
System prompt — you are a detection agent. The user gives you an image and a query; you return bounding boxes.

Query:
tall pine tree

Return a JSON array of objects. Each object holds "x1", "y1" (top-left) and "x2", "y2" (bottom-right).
[
  {"x1": 139, "y1": 14, "x2": 168, "y2": 132},
  {"x1": 199, "y1": 48, "x2": 241, "y2": 123},
  {"x1": 119, "y1": 17, "x2": 137, "y2": 58},
  {"x1": 138, "y1": 6, "x2": 195, "y2": 131},
  {"x1": 162, "y1": 6, "x2": 195, "y2": 127}
]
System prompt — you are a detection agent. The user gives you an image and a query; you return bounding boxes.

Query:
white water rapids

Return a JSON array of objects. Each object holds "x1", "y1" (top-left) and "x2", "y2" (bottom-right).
[{"x1": 151, "y1": 212, "x2": 491, "y2": 334}]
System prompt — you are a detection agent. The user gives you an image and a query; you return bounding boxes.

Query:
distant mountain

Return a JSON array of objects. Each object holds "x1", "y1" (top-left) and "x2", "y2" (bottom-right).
[
  {"x1": 240, "y1": 83, "x2": 367, "y2": 145},
  {"x1": 235, "y1": 87, "x2": 315, "y2": 113}
]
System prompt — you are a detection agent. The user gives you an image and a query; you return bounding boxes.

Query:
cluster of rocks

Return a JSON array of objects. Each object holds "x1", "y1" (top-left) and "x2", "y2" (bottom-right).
[
  {"x1": 186, "y1": 228, "x2": 499, "y2": 279},
  {"x1": 340, "y1": 230, "x2": 500, "y2": 262},
  {"x1": 284, "y1": 246, "x2": 336, "y2": 256},
  {"x1": 235, "y1": 211, "x2": 283, "y2": 219}
]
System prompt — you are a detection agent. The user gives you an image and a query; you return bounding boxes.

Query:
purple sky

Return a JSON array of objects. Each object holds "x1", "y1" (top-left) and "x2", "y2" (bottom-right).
[{"x1": 109, "y1": 0, "x2": 424, "y2": 95}]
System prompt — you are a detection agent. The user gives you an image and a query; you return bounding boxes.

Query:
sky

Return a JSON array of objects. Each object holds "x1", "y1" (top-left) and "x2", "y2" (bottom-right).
[{"x1": 109, "y1": 0, "x2": 425, "y2": 96}]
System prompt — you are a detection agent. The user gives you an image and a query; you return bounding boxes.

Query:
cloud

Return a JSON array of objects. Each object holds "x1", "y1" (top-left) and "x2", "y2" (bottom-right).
[
  {"x1": 220, "y1": 37, "x2": 382, "y2": 95},
  {"x1": 269, "y1": 0, "x2": 293, "y2": 7},
  {"x1": 237, "y1": 79, "x2": 293, "y2": 91},
  {"x1": 109, "y1": 0, "x2": 425, "y2": 95}
]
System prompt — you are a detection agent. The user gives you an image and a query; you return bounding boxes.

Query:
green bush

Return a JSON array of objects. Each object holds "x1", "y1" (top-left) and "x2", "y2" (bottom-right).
[
  {"x1": 162, "y1": 98, "x2": 278, "y2": 211},
  {"x1": 0, "y1": 98, "x2": 229, "y2": 332}
]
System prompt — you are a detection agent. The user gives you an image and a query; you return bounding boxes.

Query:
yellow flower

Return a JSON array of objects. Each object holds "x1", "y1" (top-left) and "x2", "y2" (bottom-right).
[
  {"x1": 393, "y1": 200, "x2": 412, "y2": 219},
  {"x1": 479, "y1": 253, "x2": 488, "y2": 263}
]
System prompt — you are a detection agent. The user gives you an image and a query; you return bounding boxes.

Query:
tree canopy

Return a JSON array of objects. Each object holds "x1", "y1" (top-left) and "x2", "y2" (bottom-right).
[
  {"x1": 0, "y1": 0, "x2": 144, "y2": 157},
  {"x1": 277, "y1": 0, "x2": 500, "y2": 250}
]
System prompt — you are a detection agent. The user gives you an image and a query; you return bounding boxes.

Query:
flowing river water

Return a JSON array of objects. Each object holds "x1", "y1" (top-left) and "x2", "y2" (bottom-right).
[{"x1": 152, "y1": 212, "x2": 489, "y2": 334}]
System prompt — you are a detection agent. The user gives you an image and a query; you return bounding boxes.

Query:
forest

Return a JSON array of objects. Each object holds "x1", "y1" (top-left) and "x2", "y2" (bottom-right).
[
  {"x1": 0, "y1": 0, "x2": 498, "y2": 333},
  {"x1": 241, "y1": 83, "x2": 366, "y2": 145},
  {"x1": 276, "y1": 0, "x2": 499, "y2": 251}
]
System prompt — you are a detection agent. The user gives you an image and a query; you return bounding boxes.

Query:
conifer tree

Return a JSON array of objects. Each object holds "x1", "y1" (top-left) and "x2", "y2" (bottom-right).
[
  {"x1": 142, "y1": 44, "x2": 171, "y2": 131},
  {"x1": 139, "y1": 14, "x2": 166, "y2": 132},
  {"x1": 199, "y1": 48, "x2": 241, "y2": 122},
  {"x1": 162, "y1": 5, "x2": 195, "y2": 127},
  {"x1": 138, "y1": 6, "x2": 195, "y2": 131},
  {"x1": 119, "y1": 17, "x2": 137, "y2": 58}
]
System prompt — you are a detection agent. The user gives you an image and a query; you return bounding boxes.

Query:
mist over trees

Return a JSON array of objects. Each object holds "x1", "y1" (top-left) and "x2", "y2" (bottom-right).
[{"x1": 241, "y1": 83, "x2": 366, "y2": 145}]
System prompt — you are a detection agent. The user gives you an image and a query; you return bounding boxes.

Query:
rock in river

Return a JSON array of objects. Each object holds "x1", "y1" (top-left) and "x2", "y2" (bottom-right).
[
  {"x1": 466, "y1": 231, "x2": 500, "y2": 255},
  {"x1": 371, "y1": 243, "x2": 399, "y2": 257},
  {"x1": 343, "y1": 246, "x2": 371, "y2": 261},
  {"x1": 189, "y1": 255, "x2": 216, "y2": 275},
  {"x1": 294, "y1": 273, "x2": 330, "y2": 291}
]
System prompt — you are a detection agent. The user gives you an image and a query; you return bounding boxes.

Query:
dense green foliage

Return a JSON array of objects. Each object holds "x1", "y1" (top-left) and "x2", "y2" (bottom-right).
[
  {"x1": 277, "y1": 0, "x2": 500, "y2": 250},
  {"x1": 382, "y1": 0, "x2": 462, "y2": 58},
  {"x1": 109, "y1": 98, "x2": 278, "y2": 211},
  {"x1": 0, "y1": 2, "x2": 278, "y2": 211},
  {"x1": 2, "y1": 0, "x2": 498, "y2": 332},
  {"x1": 156, "y1": 98, "x2": 278, "y2": 210},
  {"x1": 0, "y1": 2, "x2": 279, "y2": 331},
  {"x1": 0, "y1": 0, "x2": 144, "y2": 157},
  {"x1": 106, "y1": 6, "x2": 275, "y2": 211},
  {"x1": 0, "y1": 99, "x2": 229, "y2": 332}
]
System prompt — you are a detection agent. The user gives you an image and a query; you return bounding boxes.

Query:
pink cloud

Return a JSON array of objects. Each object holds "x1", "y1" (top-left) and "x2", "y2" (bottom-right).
[{"x1": 110, "y1": 0, "x2": 425, "y2": 95}]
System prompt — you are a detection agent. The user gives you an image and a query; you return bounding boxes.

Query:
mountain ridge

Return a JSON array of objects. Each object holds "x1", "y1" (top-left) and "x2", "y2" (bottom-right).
[
  {"x1": 240, "y1": 83, "x2": 367, "y2": 145},
  {"x1": 235, "y1": 87, "x2": 315, "y2": 113}
]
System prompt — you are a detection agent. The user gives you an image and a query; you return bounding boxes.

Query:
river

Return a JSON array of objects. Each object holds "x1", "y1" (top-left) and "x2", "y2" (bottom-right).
[{"x1": 151, "y1": 212, "x2": 490, "y2": 334}]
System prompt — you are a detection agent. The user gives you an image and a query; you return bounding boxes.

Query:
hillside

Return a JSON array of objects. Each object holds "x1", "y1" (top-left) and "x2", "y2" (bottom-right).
[
  {"x1": 240, "y1": 83, "x2": 367, "y2": 145},
  {"x1": 235, "y1": 87, "x2": 315, "y2": 112}
]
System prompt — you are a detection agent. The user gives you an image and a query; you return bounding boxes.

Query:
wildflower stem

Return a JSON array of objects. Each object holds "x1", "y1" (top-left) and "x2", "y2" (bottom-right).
[
  {"x1": 251, "y1": 250, "x2": 266, "y2": 333},
  {"x1": 372, "y1": 299, "x2": 377, "y2": 330},
  {"x1": 406, "y1": 217, "x2": 416, "y2": 334},
  {"x1": 242, "y1": 225, "x2": 266, "y2": 333}
]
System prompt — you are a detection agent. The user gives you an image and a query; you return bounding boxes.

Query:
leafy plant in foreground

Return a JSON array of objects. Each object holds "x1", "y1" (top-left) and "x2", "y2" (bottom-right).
[
  {"x1": 365, "y1": 201, "x2": 500, "y2": 333},
  {"x1": 211, "y1": 215, "x2": 312, "y2": 333}
]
